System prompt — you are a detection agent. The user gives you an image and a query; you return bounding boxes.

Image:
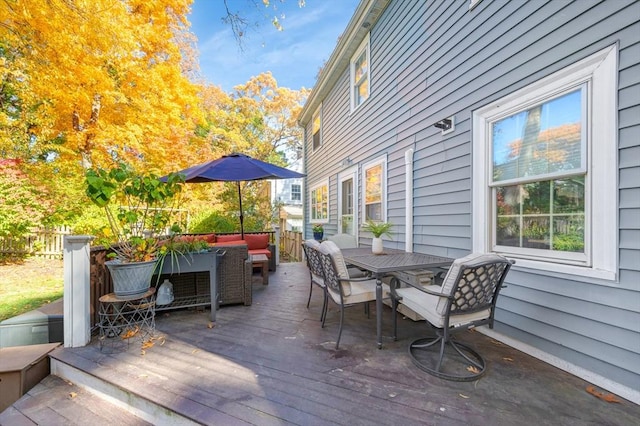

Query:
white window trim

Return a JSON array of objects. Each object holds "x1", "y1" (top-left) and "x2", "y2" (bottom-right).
[
  {"x1": 312, "y1": 104, "x2": 322, "y2": 152},
  {"x1": 362, "y1": 154, "x2": 387, "y2": 224},
  {"x1": 472, "y1": 45, "x2": 618, "y2": 281},
  {"x1": 350, "y1": 33, "x2": 371, "y2": 113},
  {"x1": 309, "y1": 180, "x2": 329, "y2": 224}
]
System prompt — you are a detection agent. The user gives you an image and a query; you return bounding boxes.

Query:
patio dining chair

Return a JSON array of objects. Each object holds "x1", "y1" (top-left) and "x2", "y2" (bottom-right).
[
  {"x1": 391, "y1": 253, "x2": 514, "y2": 381},
  {"x1": 302, "y1": 239, "x2": 329, "y2": 322},
  {"x1": 326, "y1": 233, "x2": 358, "y2": 249},
  {"x1": 318, "y1": 240, "x2": 387, "y2": 349}
]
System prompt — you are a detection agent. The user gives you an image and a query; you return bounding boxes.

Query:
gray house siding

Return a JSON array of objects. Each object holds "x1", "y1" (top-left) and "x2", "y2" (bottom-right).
[{"x1": 301, "y1": 0, "x2": 639, "y2": 400}]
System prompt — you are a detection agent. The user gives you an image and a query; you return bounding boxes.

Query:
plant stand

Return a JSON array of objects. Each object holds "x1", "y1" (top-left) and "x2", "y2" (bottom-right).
[{"x1": 97, "y1": 287, "x2": 156, "y2": 353}]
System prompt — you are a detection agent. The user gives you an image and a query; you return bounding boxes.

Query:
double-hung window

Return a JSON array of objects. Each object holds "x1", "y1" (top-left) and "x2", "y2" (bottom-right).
[
  {"x1": 291, "y1": 184, "x2": 301, "y2": 201},
  {"x1": 350, "y1": 33, "x2": 370, "y2": 111},
  {"x1": 310, "y1": 181, "x2": 329, "y2": 223},
  {"x1": 472, "y1": 46, "x2": 617, "y2": 280},
  {"x1": 362, "y1": 155, "x2": 387, "y2": 222}
]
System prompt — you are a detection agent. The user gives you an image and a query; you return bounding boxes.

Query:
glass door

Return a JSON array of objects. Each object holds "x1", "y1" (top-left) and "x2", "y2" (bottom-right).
[{"x1": 338, "y1": 166, "x2": 358, "y2": 237}]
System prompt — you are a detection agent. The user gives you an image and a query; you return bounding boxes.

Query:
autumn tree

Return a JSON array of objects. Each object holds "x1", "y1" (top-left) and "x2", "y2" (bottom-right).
[
  {"x1": 1, "y1": 0, "x2": 207, "y2": 166},
  {"x1": 0, "y1": 159, "x2": 52, "y2": 238}
]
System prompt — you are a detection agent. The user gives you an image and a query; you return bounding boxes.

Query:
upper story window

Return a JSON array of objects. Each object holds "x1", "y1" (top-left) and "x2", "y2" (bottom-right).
[
  {"x1": 362, "y1": 155, "x2": 387, "y2": 223},
  {"x1": 472, "y1": 45, "x2": 617, "y2": 281},
  {"x1": 312, "y1": 106, "x2": 322, "y2": 151},
  {"x1": 310, "y1": 181, "x2": 329, "y2": 223},
  {"x1": 350, "y1": 33, "x2": 370, "y2": 112},
  {"x1": 291, "y1": 184, "x2": 301, "y2": 201}
]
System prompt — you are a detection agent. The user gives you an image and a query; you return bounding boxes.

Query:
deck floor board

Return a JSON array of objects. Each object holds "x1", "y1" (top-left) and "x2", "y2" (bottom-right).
[{"x1": 3, "y1": 262, "x2": 639, "y2": 425}]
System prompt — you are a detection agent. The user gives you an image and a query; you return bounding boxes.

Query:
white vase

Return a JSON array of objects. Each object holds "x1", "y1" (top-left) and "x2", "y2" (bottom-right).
[{"x1": 372, "y1": 237, "x2": 384, "y2": 254}]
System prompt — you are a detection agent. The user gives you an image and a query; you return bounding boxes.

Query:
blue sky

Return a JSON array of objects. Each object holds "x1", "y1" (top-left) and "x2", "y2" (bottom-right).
[{"x1": 188, "y1": 0, "x2": 360, "y2": 92}]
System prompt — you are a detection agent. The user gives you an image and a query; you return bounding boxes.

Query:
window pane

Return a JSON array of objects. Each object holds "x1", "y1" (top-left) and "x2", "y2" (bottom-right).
[
  {"x1": 312, "y1": 113, "x2": 321, "y2": 149},
  {"x1": 355, "y1": 79, "x2": 369, "y2": 106},
  {"x1": 553, "y1": 215, "x2": 584, "y2": 252},
  {"x1": 366, "y1": 203, "x2": 382, "y2": 222},
  {"x1": 522, "y1": 181, "x2": 550, "y2": 214},
  {"x1": 493, "y1": 89, "x2": 583, "y2": 182},
  {"x1": 495, "y1": 177, "x2": 584, "y2": 253},
  {"x1": 364, "y1": 163, "x2": 382, "y2": 221},
  {"x1": 354, "y1": 50, "x2": 367, "y2": 83},
  {"x1": 365, "y1": 164, "x2": 382, "y2": 203}
]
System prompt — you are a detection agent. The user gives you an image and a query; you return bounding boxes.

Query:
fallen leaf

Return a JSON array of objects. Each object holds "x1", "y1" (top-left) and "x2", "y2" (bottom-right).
[
  {"x1": 586, "y1": 386, "x2": 621, "y2": 403},
  {"x1": 121, "y1": 326, "x2": 140, "y2": 340},
  {"x1": 192, "y1": 349, "x2": 199, "y2": 354},
  {"x1": 207, "y1": 322, "x2": 215, "y2": 329},
  {"x1": 142, "y1": 340, "x2": 155, "y2": 349},
  {"x1": 459, "y1": 393, "x2": 470, "y2": 399},
  {"x1": 503, "y1": 357, "x2": 514, "y2": 362},
  {"x1": 491, "y1": 339, "x2": 505, "y2": 346},
  {"x1": 466, "y1": 365, "x2": 481, "y2": 374},
  {"x1": 69, "y1": 392, "x2": 77, "y2": 398}
]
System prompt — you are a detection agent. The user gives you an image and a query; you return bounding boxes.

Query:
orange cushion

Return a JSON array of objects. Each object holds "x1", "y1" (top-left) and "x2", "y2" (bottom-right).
[
  {"x1": 198, "y1": 233, "x2": 216, "y2": 243},
  {"x1": 244, "y1": 233, "x2": 269, "y2": 250},
  {"x1": 215, "y1": 239, "x2": 246, "y2": 246},
  {"x1": 249, "y1": 248, "x2": 271, "y2": 258},
  {"x1": 216, "y1": 234, "x2": 242, "y2": 243}
]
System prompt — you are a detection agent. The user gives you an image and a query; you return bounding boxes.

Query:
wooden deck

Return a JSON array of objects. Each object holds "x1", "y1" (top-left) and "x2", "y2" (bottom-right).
[{"x1": 2, "y1": 262, "x2": 639, "y2": 425}]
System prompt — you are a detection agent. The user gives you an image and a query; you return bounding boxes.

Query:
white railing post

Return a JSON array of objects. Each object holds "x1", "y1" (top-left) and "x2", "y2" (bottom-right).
[
  {"x1": 273, "y1": 225, "x2": 281, "y2": 265},
  {"x1": 63, "y1": 235, "x2": 93, "y2": 348}
]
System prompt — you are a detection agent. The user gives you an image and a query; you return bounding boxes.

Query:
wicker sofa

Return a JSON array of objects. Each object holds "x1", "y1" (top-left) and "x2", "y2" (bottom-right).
[
  {"x1": 154, "y1": 243, "x2": 252, "y2": 309},
  {"x1": 185, "y1": 232, "x2": 277, "y2": 272}
]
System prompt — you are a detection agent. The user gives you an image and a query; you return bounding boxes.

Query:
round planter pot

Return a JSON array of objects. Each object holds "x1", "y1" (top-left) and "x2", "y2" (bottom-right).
[
  {"x1": 106, "y1": 259, "x2": 157, "y2": 298},
  {"x1": 313, "y1": 231, "x2": 324, "y2": 241},
  {"x1": 372, "y1": 237, "x2": 384, "y2": 254}
]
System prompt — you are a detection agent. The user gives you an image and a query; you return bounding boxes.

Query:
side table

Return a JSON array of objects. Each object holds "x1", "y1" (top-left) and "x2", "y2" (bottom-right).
[
  {"x1": 251, "y1": 254, "x2": 269, "y2": 285},
  {"x1": 98, "y1": 287, "x2": 156, "y2": 352}
]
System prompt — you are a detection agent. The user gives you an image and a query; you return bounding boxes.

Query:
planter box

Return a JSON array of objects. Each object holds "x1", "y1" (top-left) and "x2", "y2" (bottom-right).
[{"x1": 153, "y1": 250, "x2": 223, "y2": 321}]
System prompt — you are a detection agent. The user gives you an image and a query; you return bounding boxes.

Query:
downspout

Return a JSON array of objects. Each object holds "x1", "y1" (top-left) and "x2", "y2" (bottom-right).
[{"x1": 404, "y1": 149, "x2": 414, "y2": 253}]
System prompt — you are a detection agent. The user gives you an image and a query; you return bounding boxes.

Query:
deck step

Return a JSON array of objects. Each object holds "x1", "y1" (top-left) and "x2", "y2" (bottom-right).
[
  {"x1": 0, "y1": 374, "x2": 153, "y2": 426},
  {"x1": 47, "y1": 348, "x2": 198, "y2": 425}
]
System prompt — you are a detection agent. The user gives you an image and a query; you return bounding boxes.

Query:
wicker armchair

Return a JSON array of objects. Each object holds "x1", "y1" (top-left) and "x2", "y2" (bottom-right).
[{"x1": 216, "y1": 244, "x2": 253, "y2": 306}]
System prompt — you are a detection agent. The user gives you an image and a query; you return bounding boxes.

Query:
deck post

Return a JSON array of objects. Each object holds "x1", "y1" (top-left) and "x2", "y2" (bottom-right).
[
  {"x1": 63, "y1": 235, "x2": 93, "y2": 347},
  {"x1": 273, "y1": 225, "x2": 280, "y2": 265}
]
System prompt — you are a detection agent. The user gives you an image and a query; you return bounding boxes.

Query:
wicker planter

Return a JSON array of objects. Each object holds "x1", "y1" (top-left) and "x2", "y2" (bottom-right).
[{"x1": 106, "y1": 259, "x2": 157, "y2": 298}]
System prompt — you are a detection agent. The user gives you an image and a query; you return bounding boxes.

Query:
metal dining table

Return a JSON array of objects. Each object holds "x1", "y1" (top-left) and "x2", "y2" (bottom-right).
[{"x1": 342, "y1": 248, "x2": 454, "y2": 349}]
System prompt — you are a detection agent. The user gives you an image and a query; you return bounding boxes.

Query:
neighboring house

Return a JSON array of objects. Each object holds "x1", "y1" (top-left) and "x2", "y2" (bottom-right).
[
  {"x1": 271, "y1": 152, "x2": 304, "y2": 230},
  {"x1": 298, "y1": 0, "x2": 639, "y2": 403}
]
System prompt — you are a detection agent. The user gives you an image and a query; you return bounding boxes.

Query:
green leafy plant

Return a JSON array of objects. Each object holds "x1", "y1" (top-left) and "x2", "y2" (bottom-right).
[
  {"x1": 312, "y1": 223, "x2": 324, "y2": 233},
  {"x1": 361, "y1": 220, "x2": 393, "y2": 238},
  {"x1": 156, "y1": 236, "x2": 210, "y2": 277},
  {"x1": 85, "y1": 162, "x2": 185, "y2": 262}
]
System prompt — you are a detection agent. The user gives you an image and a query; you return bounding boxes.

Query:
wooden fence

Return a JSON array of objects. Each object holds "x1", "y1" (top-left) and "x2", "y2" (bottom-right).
[
  {"x1": 0, "y1": 226, "x2": 71, "y2": 259},
  {"x1": 280, "y1": 229, "x2": 303, "y2": 262}
]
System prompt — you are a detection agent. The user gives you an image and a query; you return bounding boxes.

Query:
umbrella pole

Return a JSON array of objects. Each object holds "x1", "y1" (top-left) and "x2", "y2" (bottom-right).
[{"x1": 237, "y1": 181, "x2": 244, "y2": 239}]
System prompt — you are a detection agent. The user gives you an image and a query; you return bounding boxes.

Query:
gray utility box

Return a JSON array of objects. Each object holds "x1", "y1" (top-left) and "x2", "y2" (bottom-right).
[{"x1": 0, "y1": 299, "x2": 63, "y2": 348}]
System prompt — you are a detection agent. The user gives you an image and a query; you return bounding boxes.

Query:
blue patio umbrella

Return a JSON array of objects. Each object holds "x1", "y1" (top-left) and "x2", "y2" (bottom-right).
[{"x1": 166, "y1": 153, "x2": 305, "y2": 238}]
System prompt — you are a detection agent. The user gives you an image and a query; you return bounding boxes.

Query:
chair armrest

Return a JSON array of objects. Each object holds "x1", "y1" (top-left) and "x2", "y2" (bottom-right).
[{"x1": 389, "y1": 275, "x2": 451, "y2": 301}]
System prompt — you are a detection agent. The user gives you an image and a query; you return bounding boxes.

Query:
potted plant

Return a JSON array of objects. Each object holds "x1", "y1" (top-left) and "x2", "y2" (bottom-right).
[
  {"x1": 361, "y1": 220, "x2": 393, "y2": 254},
  {"x1": 85, "y1": 162, "x2": 185, "y2": 297},
  {"x1": 312, "y1": 223, "x2": 324, "y2": 241}
]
